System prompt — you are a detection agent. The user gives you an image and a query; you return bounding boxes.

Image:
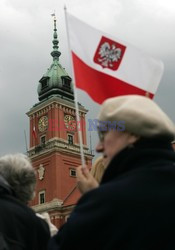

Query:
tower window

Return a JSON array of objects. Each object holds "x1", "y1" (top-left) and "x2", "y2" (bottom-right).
[
  {"x1": 62, "y1": 76, "x2": 71, "y2": 91},
  {"x1": 41, "y1": 81, "x2": 48, "y2": 89},
  {"x1": 70, "y1": 168, "x2": 76, "y2": 177},
  {"x1": 39, "y1": 190, "x2": 45, "y2": 204},
  {"x1": 39, "y1": 76, "x2": 49, "y2": 90},
  {"x1": 40, "y1": 136, "x2": 46, "y2": 145},
  {"x1": 68, "y1": 134, "x2": 73, "y2": 145}
]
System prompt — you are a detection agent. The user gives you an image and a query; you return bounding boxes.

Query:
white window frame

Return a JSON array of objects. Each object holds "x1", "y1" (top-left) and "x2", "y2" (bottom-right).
[
  {"x1": 39, "y1": 190, "x2": 45, "y2": 204},
  {"x1": 69, "y1": 168, "x2": 76, "y2": 177},
  {"x1": 67, "y1": 134, "x2": 74, "y2": 145}
]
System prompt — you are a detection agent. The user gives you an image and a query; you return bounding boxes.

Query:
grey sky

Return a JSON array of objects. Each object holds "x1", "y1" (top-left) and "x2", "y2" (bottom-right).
[{"x1": 0, "y1": 0, "x2": 175, "y2": 156}]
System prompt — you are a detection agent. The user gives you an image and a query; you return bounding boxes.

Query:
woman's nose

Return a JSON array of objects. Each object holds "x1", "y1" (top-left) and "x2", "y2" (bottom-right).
[{"x1": 96, "y1": 141, "x2": 104, "y2": 153}]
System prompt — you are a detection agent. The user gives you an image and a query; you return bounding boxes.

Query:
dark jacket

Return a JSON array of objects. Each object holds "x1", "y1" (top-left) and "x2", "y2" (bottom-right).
[
  {"x1": 0, "y1": 176, "x2": 50, "y2": 250},
  {"x1": 49, "y1": 139, "x2": 175, "y2": 250}
]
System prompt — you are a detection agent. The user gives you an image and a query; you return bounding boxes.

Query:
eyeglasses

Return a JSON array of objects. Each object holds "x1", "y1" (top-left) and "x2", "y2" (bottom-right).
[{"x1": 97, "y1": 130, "x2": 107, "y2": 142}]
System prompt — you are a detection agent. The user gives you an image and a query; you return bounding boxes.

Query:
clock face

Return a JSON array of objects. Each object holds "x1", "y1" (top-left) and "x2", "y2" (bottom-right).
[
  {"x1": 64, "y1": 115, "x2": 76, "y2": 130},
  {"x1": 38, "y1": 116, "x2": 48, "y2": 132}
]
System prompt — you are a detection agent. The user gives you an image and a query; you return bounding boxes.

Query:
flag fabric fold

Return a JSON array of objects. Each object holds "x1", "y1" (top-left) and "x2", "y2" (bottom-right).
[
  {"x1": 66, "y1": 12, "x2": 164, "y2": 104},
  {"x1": 32, "y1": 126, "x2": 37, "y2": 140}
]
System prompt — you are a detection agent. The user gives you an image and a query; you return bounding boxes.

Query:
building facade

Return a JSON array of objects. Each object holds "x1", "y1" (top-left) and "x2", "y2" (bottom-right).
[{"x1": 26, "y1": 17, "x2": 93, "y2": 228}]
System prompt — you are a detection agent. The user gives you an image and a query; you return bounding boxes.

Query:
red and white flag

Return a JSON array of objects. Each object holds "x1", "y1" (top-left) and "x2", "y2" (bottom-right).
[
  {"x1": 66, "y1": 12, "x2": 164, "y2": 104},
  {"x1": 32, "y1": 126, "x2": 37, "y2": 140}
]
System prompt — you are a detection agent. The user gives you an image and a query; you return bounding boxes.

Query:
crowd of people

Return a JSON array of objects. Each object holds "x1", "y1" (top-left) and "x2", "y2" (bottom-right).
[{"x1": 1, "y1": 94, "x2": 175, "y2": 249}]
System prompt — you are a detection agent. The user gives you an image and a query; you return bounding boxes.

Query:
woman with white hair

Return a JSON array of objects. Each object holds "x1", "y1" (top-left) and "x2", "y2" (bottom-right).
[
  {"x1": 0, "y1": 153, "x2": 36, "y2": 204},
  {"x1": 0, "y1": 153, "x2": 50, "y2": 249}
]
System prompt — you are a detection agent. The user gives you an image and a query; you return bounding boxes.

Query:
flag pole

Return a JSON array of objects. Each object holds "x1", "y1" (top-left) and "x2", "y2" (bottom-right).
[
  {"x1": 24, "y1": 130, "x2": 28, "y2": 154},
  {"x1": 64, "y1": 6, "x2": 85, "y2": 167}
]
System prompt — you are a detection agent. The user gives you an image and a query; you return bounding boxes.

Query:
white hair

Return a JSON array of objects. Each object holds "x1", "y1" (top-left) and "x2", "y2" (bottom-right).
[{"x1": 0, "y1": 153, "x2": 36, "y2": 204}]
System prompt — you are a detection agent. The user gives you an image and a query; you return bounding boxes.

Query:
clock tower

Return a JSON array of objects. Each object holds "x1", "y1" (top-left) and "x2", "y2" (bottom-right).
[{"x1": 26, "y1": 17, "x2": 93, "y2": 228}]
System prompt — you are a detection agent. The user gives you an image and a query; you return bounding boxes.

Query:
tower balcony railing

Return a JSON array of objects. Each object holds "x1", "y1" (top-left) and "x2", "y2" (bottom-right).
[{"x1": 28, "y1": 138, "x2": 93, "y2": 157}]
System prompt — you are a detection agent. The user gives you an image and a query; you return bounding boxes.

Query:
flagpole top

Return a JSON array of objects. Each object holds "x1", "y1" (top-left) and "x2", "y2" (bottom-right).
[
  {"x1": 50, "y1": 12, "x2": 61, "y2": 61},
  {"x1": 51, "y1": 11, "x2": 56, "y2": 20}
]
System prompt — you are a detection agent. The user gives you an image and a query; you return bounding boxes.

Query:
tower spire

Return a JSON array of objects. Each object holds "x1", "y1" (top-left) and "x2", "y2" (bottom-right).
[
  {"x1": 37, "y1": 13, "x2": 74, "y2": 101},
  {"x1": 50, "y1": 14, "x2": 61, "y2": 61}
]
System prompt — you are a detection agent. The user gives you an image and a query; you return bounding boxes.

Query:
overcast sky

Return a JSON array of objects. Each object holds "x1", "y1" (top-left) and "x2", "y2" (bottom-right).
[{"x1": 0, "y1": 0, "x2": 175, "y2": 157}]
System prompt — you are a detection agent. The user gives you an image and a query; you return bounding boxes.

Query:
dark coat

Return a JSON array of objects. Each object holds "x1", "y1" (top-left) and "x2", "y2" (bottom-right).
[
  {"x1": 0, "y1": 176, "x2": 50, "y2": 250},
  {"x1": 49, "y1": 139, "x2": 175, "y2": 250}
]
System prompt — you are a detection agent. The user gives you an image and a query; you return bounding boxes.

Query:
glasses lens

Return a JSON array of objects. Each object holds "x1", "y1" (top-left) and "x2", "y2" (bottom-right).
[{"x1": 98, "y1": 130, "x2": 106, "y2": 142}]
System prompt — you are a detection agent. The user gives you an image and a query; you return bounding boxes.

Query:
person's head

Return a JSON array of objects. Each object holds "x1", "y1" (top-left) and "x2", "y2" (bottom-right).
[
  {"x1": 91, "y1": 156, "x2": 105, "y2": 183},
  {"x1": 96, "y1": 95, "x2": 175, "y2": 166},
  {"x1": 0, "y1": 153, "x2": 36, "y2": 204}
]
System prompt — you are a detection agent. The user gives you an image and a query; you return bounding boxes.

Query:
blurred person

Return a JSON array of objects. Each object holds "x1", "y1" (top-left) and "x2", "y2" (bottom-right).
[
  {"x1": 90, "y1": 156, "x2": 106, "y2": 183},
  {"x1": 37, "y1": 212, "x2": 58, "y2": 237},
  {"x1": 77, "y1": 156, "x2": 105, "y2": 194},
  {"x1": 0, "y1": 153, "x2": 50, "y2": 249},
  {"x1": 171, "y1": 140, "x2": 175, "y2": 151},
  {"x1": 49, "y1": 95, "x2": 175, "y2": 250}
]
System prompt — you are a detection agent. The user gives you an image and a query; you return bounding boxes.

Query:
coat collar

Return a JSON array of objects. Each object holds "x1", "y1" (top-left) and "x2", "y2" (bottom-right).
[
  {"x1": 101, "y1": 138, "x2": 175, "y2": 184},
  {"x1": 0, "y1": 175, "x2": 13, "y2": 195}
]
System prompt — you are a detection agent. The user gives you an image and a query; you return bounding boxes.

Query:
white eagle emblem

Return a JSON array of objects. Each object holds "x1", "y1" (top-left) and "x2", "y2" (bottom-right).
[{"x1": 97, "y1": 42, "x2": 122, "y2": 68}]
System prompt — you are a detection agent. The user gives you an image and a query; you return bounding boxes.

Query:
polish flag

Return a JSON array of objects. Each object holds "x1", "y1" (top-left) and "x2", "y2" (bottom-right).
[
  {"x1": 66, "y1": 12, "x2": 164, "y2": 104},
  {"x1": 32, "y1": 126, "x2": 37, "y2": 140}
]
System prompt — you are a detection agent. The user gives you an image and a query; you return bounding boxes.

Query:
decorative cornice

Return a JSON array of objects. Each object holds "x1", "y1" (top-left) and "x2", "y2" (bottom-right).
[{"x1": 26, "y1": 96, "x2": 88, "y2": 117}]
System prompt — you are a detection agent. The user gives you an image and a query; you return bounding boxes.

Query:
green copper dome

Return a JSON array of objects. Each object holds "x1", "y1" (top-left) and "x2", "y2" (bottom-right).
[{"x1": 37, "y1": 17, "x2": 74, "y2": 101}]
